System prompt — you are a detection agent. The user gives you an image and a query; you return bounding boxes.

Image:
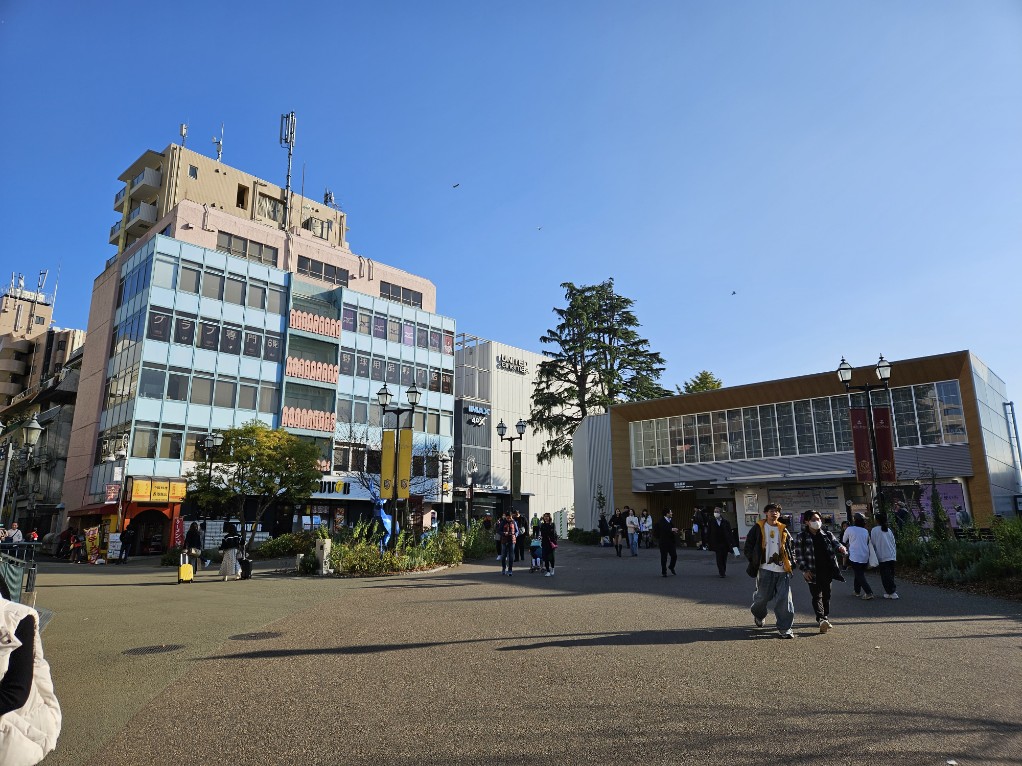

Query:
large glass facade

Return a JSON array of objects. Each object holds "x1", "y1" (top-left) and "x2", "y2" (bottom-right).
[{"x1": 629, "y1": 380, "x2": 969, "y2": 468}]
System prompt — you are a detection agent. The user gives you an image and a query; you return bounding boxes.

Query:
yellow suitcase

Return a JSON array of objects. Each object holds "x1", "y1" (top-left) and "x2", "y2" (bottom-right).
[{"x1": 178, "y1": 553, "x2": 194, "y2": 584}]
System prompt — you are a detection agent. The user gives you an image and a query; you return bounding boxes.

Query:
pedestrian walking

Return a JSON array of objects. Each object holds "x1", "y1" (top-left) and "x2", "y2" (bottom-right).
[
  {"x1": 870, "y1": 512, "x2": 899, "y2": 599},
  {"x1": 598, "y1": 512, "x2": 610, "y2": 546},
  {"x1": 706, "y1": 507, "x2": 733, "y2": 577},
  {"x1": 625, "y1": 508, "x2": 640, "y2": 556},
  {"x1": 639, "y1": 510, "x2": 653, "y2": 549},
  {"x1": 498, "y1": 510, "x2": 519, "y2": 576},
  {"x1": 184, "y1": 521, "x2": 204, "y2": 572},
  {"x1": 842, "y1": 513, "x2": 875, "y2": 600},
  {"x1": 657, "y1": 509, "x2": 679, "y2": 577},
  {"x1": 698, "y1": 507, "x2": 710, "y2": 551},
  {"x1": 218, "y1": 523, "x2": 243, "y2": 582},
  {"x1": 894, "y1": 502, "x2": 911, "y2": 531},
  {"x1": 540, "y1": 512, "x2": 558, "y2": 576},
  {"x1": 118, "y1": 523, "x2": 136, "y2": 564},
  {"x1": 0, "y1": 579, "x2": 62, "y2": 766},
  {"x1": 744, "y1": 503, "x2": 797, "y2": 639},
  {"x1": 512, "y1": 510, "x2": 527, "y2": 563},
  {"x1": 609, "y1": 509, "x2": 626, "y2": 557},
  {"x1": 794, "y1": 510, "x2": 847, "y2": 633}
]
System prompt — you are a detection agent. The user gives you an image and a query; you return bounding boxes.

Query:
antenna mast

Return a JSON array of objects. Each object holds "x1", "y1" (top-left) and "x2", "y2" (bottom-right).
[
  {"x1": 280, "y1": 111, "x2": 297, "y2": 230},
  {"x1": 179, "y1": 122, "x2": 188, "y2": 147},
  {"x1": 212, "y1": 123, "x2": 224, "y2": 162}
]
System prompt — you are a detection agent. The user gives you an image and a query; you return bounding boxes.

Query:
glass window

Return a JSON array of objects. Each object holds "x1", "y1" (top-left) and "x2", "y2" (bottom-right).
[
  {"x1": 131, "y1": 428, "x2": 158, "y2": 459},
  {"x1": 401, "y1": 364, "x2": 414, "y2": 387},
  {"x1": 370, "y1": 358, "x2": 385, "y2": 382},
  {"x1": 258, "y1": 385, "x2": 279, "y2": 414},
  {"x1": 831, "y1": 396, "x2": 852, "y2": 451},
  {"x1": 238, "y1": 383, "x2": 258, "y2": 411},
  {"x1": 403, "y1": 323, "x2": 415, "y2": 345},
  {"x1": 695, "y1": 414, "x2": 713, "y2": 463},
  {"x1": 153, "y1": 257, "x2": 177, "y2": 289},
  {"x1": 759, "y1": 405, "x2": 780, "y2": 457},
  {"x1": 727, "y1": 409, "x2": 745, "y2": 460},
  {"x1": 339, "y1": 349, "x2": 355, "y2": 377},
  {"x1": 190, "y1": 377, "x2": 213, "y2": 405},
  {"x1": 174, "y1": 316, "x2": 195, "y2": 346},
  {"x1": 297, "y1": 256, "x2": 312, "y2": 275},
  {"x1": 167, "y1": 373, "x2": 189, "y2": 401},
  {"x1": 220, "y1": 325, "x2": 241, "y2": 355},
  {"x1": 224, "y1": 277, "x2": 245, "y2": 306},
  {"x1": 353, "y1": 400, "x2": 368, "y2": 424},
  {"x1": 743, "y1": 408, "x2": 762, "y2": 459},
  {"x1": 333, "y1": 445, "x2": 350, "y2": 472},
  {"x1": 355, "y1": 355, "x2": 369, "y2": 378},
  {"x1": 146, "y1": 311, "x2": 171, "y2": 342},
  {"x1": 179, "y1": 264, "x2": 201, "y2": 294},
  {"x1": 263, "y1": 333, "x2": 282, "y2": 362},
  {"x1": 201, "y1": 271, "x2": 224, "y2": 301},
  {"x1": 267, "y1": 287, "x2": 286, "y2": 315},
  {"x1": 247, "y1": 282, "x2": 266, "y2": 310},
  {"x1": 429, "y1": 369, "x2": 441, "y2": 393},
  {"x1": 891, "y1": 386, "x2": 919, "y2": 447},
  {"x1": 263, "y1": 245, "x2": 278, "y2": 267},
  {"x1": 351, "y1": 445, "x2": 366, "y2": 472},
  {"x1": 199, "y1": 322, "x2": 219, "y2": 351},
  {"x1": 158, "y1": 431, "x2": 183, "y2": 460},
  {"x1": 372, "y1": 316, "x2": 387, "y2": 340},
  {"x1": 440, "y1": 414, "x2": 453, "y2": 437},
  {"x1": 681, "y1": 415, "x2": 698, "y2": 463},
  {"x1": 914, "y1": 384, "x2": 942, "y2": 445},
  {"x1": 243, "y1": 331, "x2": 262, "y2": 358},
  {"x1": 812, "y1": 398, "x2": 835, "y2": 453},
  {"x1": 776, "y1": 402, "x2": 797, "y2": 456},
  {"x1": 711, "y1": 411, "x2": 729, "y2": 461},
  {"x1": 427, "y1": 413, "x2": 440, "y2": 435},
  {"x1": 386, "y1": 361, "x2": 399, "y2": 384},
  {"x1": 794, "y1": 400, "x2": 816, "y2": 455},
  {"x1": 416, "y1": 327, "x2": 429, "y2": 348},
  {"x1": 358, "y1": 312, "x2": 372, "y2": 335},
  {"x1": 183, "y1": 432, "x2": 199, "y2": 461},
  {"x1": 442, "y1": 332, "x2": 454, "y2": 356},
  {"x1": 413, "y1": 411, "x2": 426, "y2": 433},
  {"x1": 336, "y1": 398, "x2": 352, "y2": 424},
  {"x1": 429, "y1": 331, "x2": 441, "y2": 352},
  {"x1": 415, "y1": 366, "x2": 428, "y2": 390},
  {"x1": 388, "y1": 319, "x2": 401, "y2": 343},
  {"x1": 937, "y1": 381, "x2": 967, "y2": 443},
  {"x1": 441, "y1": 372, "x2": 453, "y2": 395},
  {"x1": 214, "y1": 379, "x2": 236, "y2": 408},
  {"x1": 138, "y1": 367, "x2": 166, "y2": 399},
  {"x1": 369, "y1": 403, "x2": 383, "y2": 427}
]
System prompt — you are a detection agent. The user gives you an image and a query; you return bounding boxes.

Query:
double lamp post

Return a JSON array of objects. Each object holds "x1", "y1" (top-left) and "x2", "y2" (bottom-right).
[{"x1": 837, "y1": 355, "x2": 892, "y2": 517}]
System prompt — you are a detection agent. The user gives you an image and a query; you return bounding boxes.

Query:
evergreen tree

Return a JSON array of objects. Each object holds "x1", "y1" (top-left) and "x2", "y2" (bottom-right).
[
  {"x1": 676, "y1": 370, "x2": 723, "y2": 394},
  {"x1": 531, "y1": 279, "x2": 668, "y2": 462}
]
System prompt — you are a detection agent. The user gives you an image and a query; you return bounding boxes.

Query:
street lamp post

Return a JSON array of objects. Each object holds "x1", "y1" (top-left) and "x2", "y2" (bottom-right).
[
  {"x1": 8, "y1": 415, "x2": 44, "y2": 528},
  {"x1": 377, "y1": 383, "x2": 420, "y2": 546},
  {"x1": 196, "y1": 432, "x2": 225, "y2": 548},
  {"x1": 495, "y1": 419, "x2": 527, "y2": 518},
  {"x1": 838, "y1": 355, "x2": 892, "y2": 519}
]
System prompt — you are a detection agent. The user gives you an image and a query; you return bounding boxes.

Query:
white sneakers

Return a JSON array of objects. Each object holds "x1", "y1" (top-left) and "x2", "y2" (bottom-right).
[
  {"x1": 544, "y1": 569, "x2": 555, "y2": 577},
  {"x1": 819, "y1": 619, "x2": 832, "y2": 634},
  {"x1": 883, "y1": 592, "x2": 900, "y2": 599}
]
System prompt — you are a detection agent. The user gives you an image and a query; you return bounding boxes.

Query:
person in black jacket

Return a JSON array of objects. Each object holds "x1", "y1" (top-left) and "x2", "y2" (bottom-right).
[
  {"x1": 794, "y1": 510, "x2": 847, "y2": 633},
  {"x1": 539, "y1": 513, "x2": 558, "y2": 577},
  {"x1": 705, "y1": 507, "x2": 734, "y2": 577},
  {"x1": 656, "y1": 509, "x2": 679, "y2": 577},
  {"x1": 609, "y1": 509, "x2": 626, "y2": 557},
  {"x1": 184, "y1": 521, "x2": 204, "y2": 572}
]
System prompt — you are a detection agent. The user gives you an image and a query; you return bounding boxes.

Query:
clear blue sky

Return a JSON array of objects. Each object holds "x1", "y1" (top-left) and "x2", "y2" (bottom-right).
[{"x1": 2, "y1": 1, "x2": 1020, "y2": 396}]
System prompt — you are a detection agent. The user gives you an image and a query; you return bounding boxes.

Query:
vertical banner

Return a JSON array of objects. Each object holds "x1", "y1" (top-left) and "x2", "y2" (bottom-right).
[
  {"x1": 849, "y1": 408, "x2": 874, "y2": 483},
  {"x1": 381, "y1": 431, "x2": 395, "y2": 496},
  {"x1": 172, "y1": 517, "x2": 185, "y2": 549},
  {"x1": 511, "y1": 451, "x2": 522, "y2": 500},
  {"x1": 872, "y1": 406, "x2": 897, "y2": 483},
  {"x1": 397, "y1": 429, "x2": 413, "y2": 499}
]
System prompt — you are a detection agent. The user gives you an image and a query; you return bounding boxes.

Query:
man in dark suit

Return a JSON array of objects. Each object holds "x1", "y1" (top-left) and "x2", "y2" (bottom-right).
[
  {"x1": 657, "y1": 509, "x2": 679, "y2": 577},
  {"x1": 705, "y1": 506, "x2": 734, "y2": 577}
]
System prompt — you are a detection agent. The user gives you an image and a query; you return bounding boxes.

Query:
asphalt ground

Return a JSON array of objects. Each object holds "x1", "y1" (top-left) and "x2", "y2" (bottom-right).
[{"x1": 32, "y1": 544, "x2": 1022, "y2": 766}]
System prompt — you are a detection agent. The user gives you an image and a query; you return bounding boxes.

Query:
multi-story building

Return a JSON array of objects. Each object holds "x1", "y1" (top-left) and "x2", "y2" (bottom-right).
[
  {"x1": 62, "y1": 144, "x2": 454, "y2": 547},
  {"x1": 574, "y1": 351, "x2": 1022, "y2": 538},
  {"x1": 453, "y1": 335, "x2": 573, "y2": 530}
]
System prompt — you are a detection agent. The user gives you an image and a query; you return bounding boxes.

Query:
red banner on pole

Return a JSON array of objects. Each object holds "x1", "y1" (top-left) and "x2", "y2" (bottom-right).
[
  {"x1": 849, "y1": 408, "x2": 874, "y2": 483},
  {"x1": 872, "y1": 406, "x2": 897, "y2": 483}
]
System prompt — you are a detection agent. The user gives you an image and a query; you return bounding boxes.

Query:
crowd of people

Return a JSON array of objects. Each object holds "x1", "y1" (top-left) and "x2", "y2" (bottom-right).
[{"x1": 486, "y1": 509, "x2": 558, "y2": 577}]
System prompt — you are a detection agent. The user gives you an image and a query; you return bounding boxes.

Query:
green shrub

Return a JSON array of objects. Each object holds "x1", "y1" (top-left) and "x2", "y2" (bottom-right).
[
  {"x1": 897, "y1": 515, "x2": 1022, "y2": 585},
  {"x1": 338, "y1": 541, "x2": 398, "y2": 576},
  {"x1": 160, "y1": 547, "x2": 183, "y2": 566},
  {"x1": 423, "y1": 526, "x2": 463, "y2": 567},
  {"x1": 992, "y1": 516, "x2": 1022, "y2": 574},
  {"x1": 462, "y1": 520, "x2": 498, "y2": 560},
  {"x1": 297, "y1": 552, "x2": 319, "y2": 576},
  {"x1": 568, "y1": 528, "x2": 601, "y2": 545},
  {"x1": 253, "y1": 532, "x2": 314, "y2": 559}
]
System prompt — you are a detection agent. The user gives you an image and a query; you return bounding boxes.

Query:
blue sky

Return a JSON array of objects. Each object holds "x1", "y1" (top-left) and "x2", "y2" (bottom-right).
[{"x1": 2, "y1": 1, "x2": 1020, "y2": 395}]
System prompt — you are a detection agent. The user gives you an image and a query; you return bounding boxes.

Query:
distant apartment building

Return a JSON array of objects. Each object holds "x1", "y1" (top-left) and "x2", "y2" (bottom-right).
[{"x1": 62, "y1": 144, "x2": 454, "y2": 548}]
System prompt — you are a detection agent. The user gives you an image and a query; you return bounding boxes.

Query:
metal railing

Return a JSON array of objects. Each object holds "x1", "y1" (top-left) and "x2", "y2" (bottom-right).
[{"x1": 0, "y1": 542, "x2": 38, "y2": 604}]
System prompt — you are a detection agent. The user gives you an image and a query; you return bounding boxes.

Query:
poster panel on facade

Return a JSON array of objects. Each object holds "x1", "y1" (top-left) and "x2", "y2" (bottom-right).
[
  {"x1": 381, "y1": 431, "x2": 395, "y2": 495},
  {"x1": 849, "y1": 408, "x2": 874, "y2": 483},
  {"x1": 511, "y1": 451, "x2": 522, "y2": 500},
  {"x1": 872, "y1": 406, "x2": 897, "y2": 482},
  {"x1": 150, "y1": 480, "x2": 170, "y2": 503},
  {"x1": 130, "y1": 479, "x2": 152, "y2": 502},
  {"x1": 105, "y1": 484, "x2": 121, "y2": 504},
  {"x1": 169, "y1": 480, "x2": 187, "y2": 502},
  {"x1": 398, "y1": 429, "x2": 413, "y2": 499}
]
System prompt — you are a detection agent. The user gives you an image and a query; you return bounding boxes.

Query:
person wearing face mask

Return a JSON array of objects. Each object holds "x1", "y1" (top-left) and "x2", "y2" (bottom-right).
[
  {"x1": 795, "y1": 510, "x2": 847, "y2": 633},
  {"x1": 705, "y1": 507, "x2": 733, "y2": 577},
  {"x1": 656, "y1": 509, "x2": 679, "y2": 577}
]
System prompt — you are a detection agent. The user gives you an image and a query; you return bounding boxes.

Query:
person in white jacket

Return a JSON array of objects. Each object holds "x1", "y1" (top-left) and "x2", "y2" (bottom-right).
[
  {"x1": 625, "y1": 509, "x2": 640, "y2": 556},
  {"x1": 842, "y1": 513, "x2": 875, "y2": 600},
  {"x1": 869, "y1": 512, "x2": 899, "y2": 599},
  {"x1": 0, "y1": 581, "x2": 61, "y2": 766}
]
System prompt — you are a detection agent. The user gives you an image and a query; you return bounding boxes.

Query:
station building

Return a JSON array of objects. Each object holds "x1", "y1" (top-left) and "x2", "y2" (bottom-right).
[
  {"x1": 62, "y1": 143, "x2": 454, "y2": 549},
  {"x1": 454, "y1": 335, "x2": 573, "y2": 531},
  {"x1": 574, "y1": 351, "x2": 1021, "y2": 539}
]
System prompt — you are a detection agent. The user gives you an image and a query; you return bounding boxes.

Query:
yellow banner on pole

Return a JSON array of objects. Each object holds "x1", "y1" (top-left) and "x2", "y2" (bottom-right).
[
  {"x1": 381, "y1": 430, "x2": 395, "y2": 496},
  {"x1": 397, "y1": 428, "x2": 413, "y2": 499}
]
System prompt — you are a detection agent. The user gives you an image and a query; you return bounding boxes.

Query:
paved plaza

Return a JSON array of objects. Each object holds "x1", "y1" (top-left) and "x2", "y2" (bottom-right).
[{"x1": 34, "y1": 544, "x2": 1022, "y2": 766}]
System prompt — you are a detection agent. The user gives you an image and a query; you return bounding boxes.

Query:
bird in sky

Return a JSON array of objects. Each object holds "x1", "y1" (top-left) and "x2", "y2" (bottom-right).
[
  {"x1": 731, "y1": 291, "x2": 737, "y2": 295},
  {"x1": 452, "y1": 183, "x2": 460, "y2": 188}
]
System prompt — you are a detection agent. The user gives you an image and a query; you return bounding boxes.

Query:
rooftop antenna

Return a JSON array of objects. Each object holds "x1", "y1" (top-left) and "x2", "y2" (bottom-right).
[
  {"x1": 280, "y1": 111, "x2": 297, "y2": 230},
  {"x1": 51, "y1": 262, "x2": 61, "y2": 315},
  {"x1": 212, "y1": 123, "x2": 224, "y2": 162},
  {"x1": 179, "y1": 122, "x2": 188, "y2": 147}
]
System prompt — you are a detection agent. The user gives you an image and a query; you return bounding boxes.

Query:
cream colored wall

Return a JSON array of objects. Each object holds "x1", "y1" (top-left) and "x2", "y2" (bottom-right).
[{"x1": 62, "y1": 270, "x2": 118, "y2": 515}]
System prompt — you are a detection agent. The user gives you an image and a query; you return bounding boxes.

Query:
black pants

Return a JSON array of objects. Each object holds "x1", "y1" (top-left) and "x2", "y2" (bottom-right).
[
  {"x1": 878, "y1": 560, "x2": 897, "y2": 594},
  {"x1": 543, "y1": 546, "x2": 555, "y2": 571},
  {"x1": 714, "y1": 547, "x2": 728, "y2": 576},
  {"x1": 514, "y1": 537, "x2": 527, "y2": 561},
  {"x1": 660, "y1": 546, "x2": 677, "y2": 574},
  {"x1": 807, "y1": 576, "x2": 833, "y2": 622}
]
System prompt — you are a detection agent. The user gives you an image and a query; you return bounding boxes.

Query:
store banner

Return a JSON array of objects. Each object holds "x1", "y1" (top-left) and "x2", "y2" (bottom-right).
[
  {"x1": 130, "y1": 478, "x2": 152, "y2": 502},
  {"x1": 105, "y1": 484, "x2": 120, "y2": 504},
  {"x1": 872, "y1": 406, "x2": 897, "y2": 483},
  {"x1": 381, "y1": 430, "x2": 395, "y2": 496},
  {"x1": 511, "y1": 451, "x2": 522, "y2": 500},
  {"x1": 398, "y1": 429, "x2": 413, "y2": 500},
  {"x1": 172, "y1": 517, "x2": 185, "y2": 549},
  {"x1": 849, "y1": 408, "x2": 874, "y2": 483}
]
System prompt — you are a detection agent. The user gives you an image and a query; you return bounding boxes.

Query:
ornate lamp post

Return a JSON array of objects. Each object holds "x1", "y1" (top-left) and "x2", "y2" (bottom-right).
[
  {"x1": 837, "y1": 355, "x2": 893, "y2": 519},
  {"x1": 377, "y1": 383, "x2": 421, "y2": 546},
  {"x1": 196, "y1": 432, "x2": 225, "y2": 547},
  {"x1": 495, "y1": 418, "x2": 527, "y2": 517}
]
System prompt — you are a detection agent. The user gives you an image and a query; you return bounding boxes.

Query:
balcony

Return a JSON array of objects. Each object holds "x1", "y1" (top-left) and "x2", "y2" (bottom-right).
[
  {"x1": 130, "y1": 167, "x2": 162, "y2": 200},
  {"x1": 0, "y1": 358, "x2": 27, "y2": 375},
  {"x1": 124, "y1": 202, "x2": 157, "y2": 236},
  {"x1": 109, "y1": 220, "x2": 123, "y2": 245},
  {"x1": 113, "y1": 185, "x2": 128, "y2": 212}
]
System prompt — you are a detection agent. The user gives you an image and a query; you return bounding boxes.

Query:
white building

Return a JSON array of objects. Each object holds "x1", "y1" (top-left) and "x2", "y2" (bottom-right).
[{"x1": 453, "y1": 335, "x2": 573, "y2": 532}]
